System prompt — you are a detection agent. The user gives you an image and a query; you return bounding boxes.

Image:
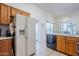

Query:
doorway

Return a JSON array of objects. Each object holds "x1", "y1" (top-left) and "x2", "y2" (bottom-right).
[
  {"x1": 36, "y1": 21, "x2": 40, "y2": 42},
  {"x1": 35, "y1": 21, "x2": 41, "y2": 55}
]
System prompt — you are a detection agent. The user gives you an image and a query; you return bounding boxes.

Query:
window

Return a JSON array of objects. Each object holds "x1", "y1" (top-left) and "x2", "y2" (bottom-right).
[
  {"x1": 46, "y1": 22, "x2": 53, "y2": 34},
  {"x1": 61, "y1": 22, "x2": 76, "y2": 34}
]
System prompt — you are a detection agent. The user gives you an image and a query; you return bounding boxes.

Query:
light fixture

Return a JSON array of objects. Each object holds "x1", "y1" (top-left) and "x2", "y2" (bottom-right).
[
  {"x1": 64, "y1": 17, "x2": 69, "y2": 20},
  {"x1": 62, "y1": 17, "x2": 69, "y2": 22}
]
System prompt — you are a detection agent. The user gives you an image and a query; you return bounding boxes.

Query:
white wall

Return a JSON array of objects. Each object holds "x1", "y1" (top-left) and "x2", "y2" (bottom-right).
[{"x1": 5, "y1": 3, "x2": 54, "y2": 48}]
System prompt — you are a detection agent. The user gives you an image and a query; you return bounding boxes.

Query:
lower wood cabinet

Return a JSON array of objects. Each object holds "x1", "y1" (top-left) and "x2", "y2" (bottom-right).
[
  {"x1": 57, "y1": 35, "x2": 66, "y2": 53},
  {"x1": 57, "y1": 35, "x2": 78, "y2": 56},
  {"x1": 0, "y1": 39, "x2": 12, "y2": 56},
  {"x1": 66, "y1": 37, "x2": 77, "y2": 56}
]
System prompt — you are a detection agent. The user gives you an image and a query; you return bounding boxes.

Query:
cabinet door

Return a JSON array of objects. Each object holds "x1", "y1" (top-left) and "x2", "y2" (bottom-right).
[
  {"x1": 11, "y1": 7, "x2": 18, "y2": 16},
  {"x1": 0, "y1": 4, "x2": 8, "y2": 24},
  {"x1": 17, "y1": 10, "x2": 23, "y2": 15},
  {"x1": 7, "y1": 6, "x2": 11, "y2": 24},
  {"x1": 68, "y1": 41, "x2": 76, "y2": 56},
  {"x1": 65, "y1": 39, "x2": 69, "y2": 54},
  {"x1": 66, "y1": 37, "x2": 77, "y2": 56},
  {"x1": 22, "y1": 11, "x2": 30, "y2": 16},
  {"x1": 0, "y1": 39, "x2": 12, "y2": 56},
  {"x1": 57, "y1": 35, "x2": 66, "y2": 53}
]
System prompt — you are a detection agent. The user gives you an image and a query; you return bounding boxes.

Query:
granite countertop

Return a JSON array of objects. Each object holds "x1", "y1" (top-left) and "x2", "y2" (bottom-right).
[
  {"x1": 54, "y1": 33, "x2": 79, "y2": 38},
  {"x1": 0, "y1": 37, "x2": 13, "y2": 40}
]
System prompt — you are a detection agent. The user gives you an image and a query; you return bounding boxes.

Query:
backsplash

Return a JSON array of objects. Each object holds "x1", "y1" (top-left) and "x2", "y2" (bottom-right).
[{"x1": 0, "y1": 25, "x2": 9, "y2": 36}]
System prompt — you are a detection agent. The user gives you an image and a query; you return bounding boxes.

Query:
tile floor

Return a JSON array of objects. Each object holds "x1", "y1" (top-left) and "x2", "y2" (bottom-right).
[{"x1": 35, "y1": 41, "x2": 66, "y2": 56}]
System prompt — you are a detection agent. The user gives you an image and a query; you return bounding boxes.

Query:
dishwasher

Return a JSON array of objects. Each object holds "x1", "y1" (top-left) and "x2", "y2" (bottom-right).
[{"x1": 46, "y1": 34, "x2": 56, "y2": 50}]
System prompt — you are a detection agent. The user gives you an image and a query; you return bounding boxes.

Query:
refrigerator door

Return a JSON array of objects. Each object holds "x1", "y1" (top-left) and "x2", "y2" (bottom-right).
[
  {"x1": 26, "y1": 17, "x2": 36, "y2": 56},
  {"x1": 15, "y1": 14, "x2": 27, "y2": 56}
]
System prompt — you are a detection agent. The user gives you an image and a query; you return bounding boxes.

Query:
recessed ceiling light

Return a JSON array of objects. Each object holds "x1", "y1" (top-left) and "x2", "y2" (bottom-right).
[
  {"x1": 62, "y1": 17, "x2": 69, "y2": 22},
  {"x1": 64, "y1": 17, "x2": 69, "y2": 20}
]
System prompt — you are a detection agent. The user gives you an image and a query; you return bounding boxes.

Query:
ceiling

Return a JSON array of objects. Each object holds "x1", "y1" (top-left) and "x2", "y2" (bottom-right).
[{"x1": 33, "y1": 3, "x2": 79, "y2": 17}]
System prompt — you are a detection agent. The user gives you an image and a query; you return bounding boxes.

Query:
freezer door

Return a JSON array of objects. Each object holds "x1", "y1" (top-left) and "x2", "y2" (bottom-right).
[{"x1": 15, "y1": 14, "x2": 27, "y2": 56}]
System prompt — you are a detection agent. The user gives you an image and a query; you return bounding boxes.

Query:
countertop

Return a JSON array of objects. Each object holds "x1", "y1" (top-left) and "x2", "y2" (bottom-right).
[
  {"x1": 53, "y1": 33, "x2": 79, "y2": 38},
  {"x1": 0, "y1": 37, "x2": 13, "y2": 40}
]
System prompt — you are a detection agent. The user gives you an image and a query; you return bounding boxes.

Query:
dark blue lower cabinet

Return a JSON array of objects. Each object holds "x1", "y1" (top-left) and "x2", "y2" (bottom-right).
[{"x1": 46, "y1": 34, "x2": 56, "y2": 50}]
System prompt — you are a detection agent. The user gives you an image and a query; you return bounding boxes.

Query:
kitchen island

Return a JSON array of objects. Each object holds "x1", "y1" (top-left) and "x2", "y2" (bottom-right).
[
  {"x1": 56, "y1": 33, "x2": 79, "y2": 56},
  {"x1": 0, "y1": 37, "x2": 13, "y2": 56}
]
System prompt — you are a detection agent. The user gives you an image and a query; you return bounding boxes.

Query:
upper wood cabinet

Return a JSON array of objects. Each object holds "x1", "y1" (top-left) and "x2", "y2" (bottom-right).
[
  {"x1": 7, "y1": 6, "x2": 11, "y2": 24},
  {"x1": 0, "y1": 4, "x2": 10, "y2": 24},
  {"x1": 0, "y1": 3, "x2": 30, "y2": 25},
  {"x1": 22, "y1": 11, "x2": 30, "y2": 16},
  {"x1": 17, "y1": 9, "x2": 23, "y2": 15},
  {"x1": 11, "y1": 8, "x2": 30, "y2": 16},
  {"x1": 11, "y1": 7, "x2": 18, "y2": 16},
  {"x1": 57, "y1": 35, "x2": 66, "y2": 53}
]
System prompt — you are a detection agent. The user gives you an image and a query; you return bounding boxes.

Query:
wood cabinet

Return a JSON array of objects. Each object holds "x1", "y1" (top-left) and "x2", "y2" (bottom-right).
[
  {"x1": 0, "y1": 39, "x2": 12, "y2": 56},
  {"x1": 22, "y1": 11, "x2": 30, "y2": 16},
  {"x1": 11, "y1": 8, "x2": 30, "y2": 16},
  {"x1": 66, "y1": 37, "x2": 77, "y2": 55},
  {"x1": 7, "y1": 6, "x2": 11, "y2": 24},
  {"x1": 0, "y1": 3, "x2": 30, "y2": 25},
  {"x1": 11, "y1": 8, "x2": 23, "y2": 16},
  {"x1": 0, "y1": 4, "x2": 10, "y2": 24},
  {"x1": 57, "y1": 35, "x2": 78, "y2": 56},
  {"x1": 11, "y1": 7, "x2": 18, "y2": 16},
  {"x1": 17, "y1": 9, "x2": 23, "y2": 15},
  {"x1": 57, "y1": 35, "x2": 66, "y2": 53}
]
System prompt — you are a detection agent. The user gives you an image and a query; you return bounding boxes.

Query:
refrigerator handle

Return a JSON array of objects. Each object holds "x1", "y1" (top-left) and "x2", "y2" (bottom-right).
[{"x1": 24, "y1": 26, "x2": 28, "y2": 39}]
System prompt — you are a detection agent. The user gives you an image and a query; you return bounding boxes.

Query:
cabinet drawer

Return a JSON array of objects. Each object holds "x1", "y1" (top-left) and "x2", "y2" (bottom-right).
[{"x1": 57, "y1": 36, "x2": 65, "y2": 39}]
